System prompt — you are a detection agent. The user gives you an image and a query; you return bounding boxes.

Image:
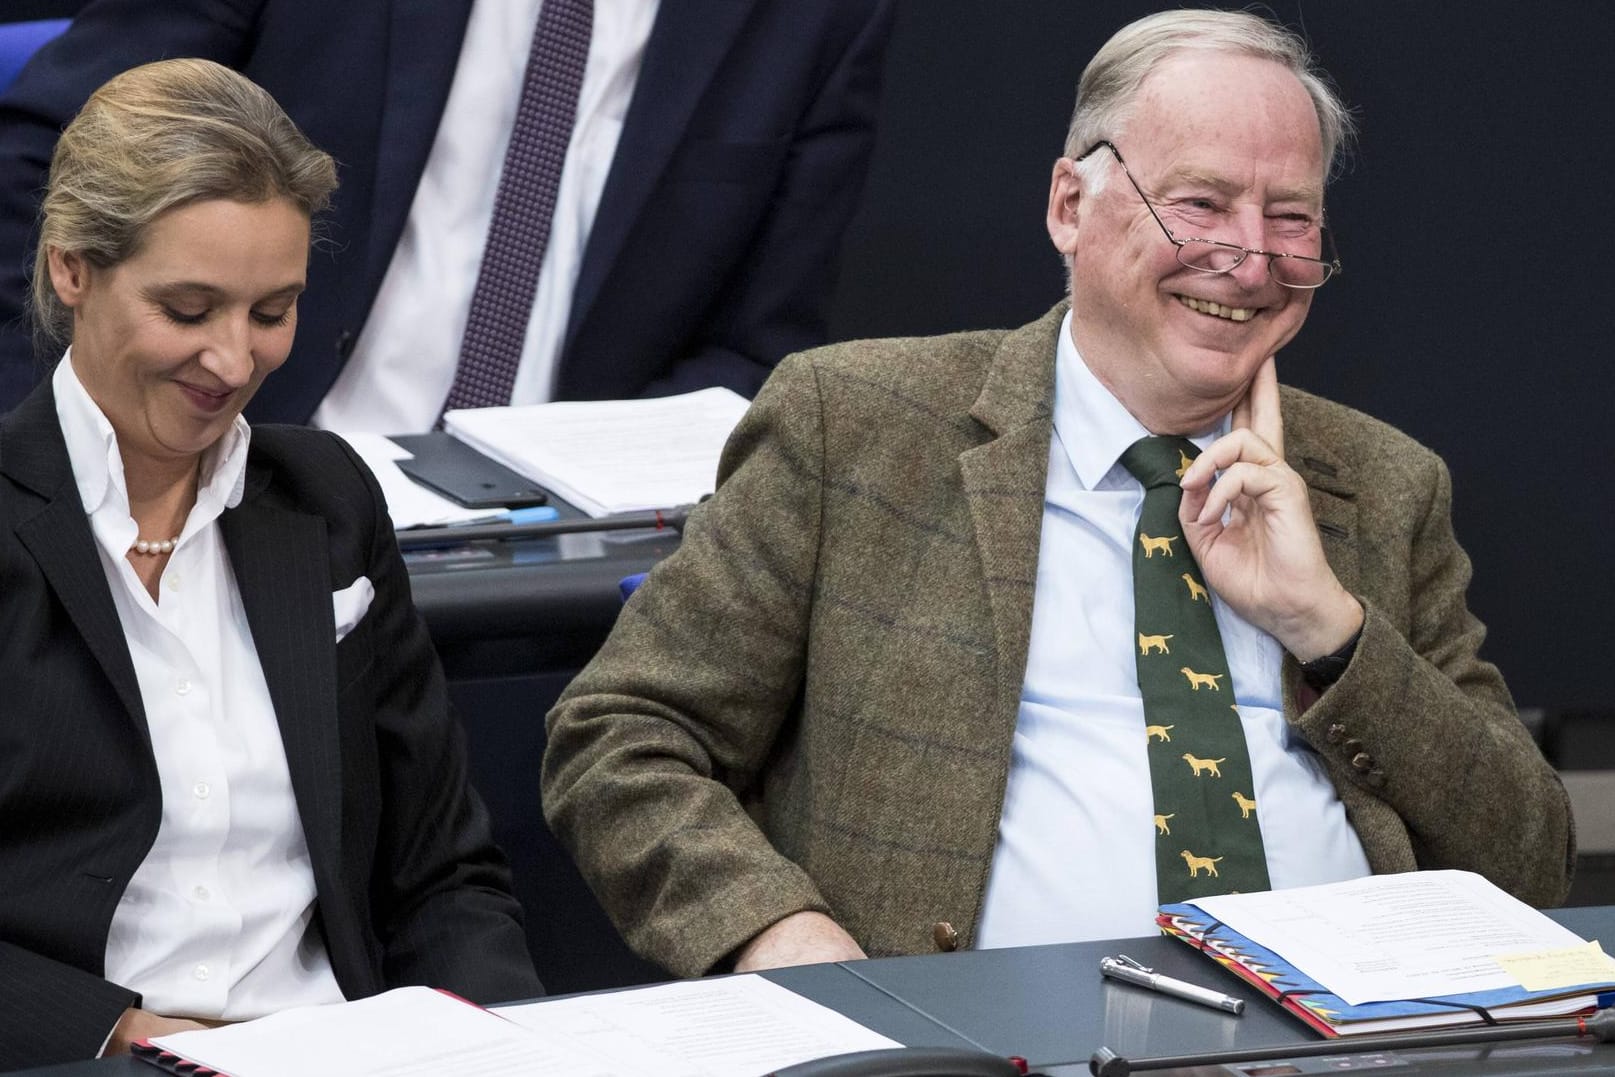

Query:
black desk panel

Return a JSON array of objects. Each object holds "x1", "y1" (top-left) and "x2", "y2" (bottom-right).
[
  {"x1": 765, "y1": 963, "x2": 982, "y2": 1052},
  {"x1": 839, "y1": 933, "x2": 1306, "y2": 1069},
  {"x1": 12, "y1": 908, "x2": 1614, "y2": 1077},
  {"x1": 843, "y1": 906, "x2": 1615, "y2": 1073},
  {"x1": 406, "y1": 528, "x2": 676, "y2": 677}
]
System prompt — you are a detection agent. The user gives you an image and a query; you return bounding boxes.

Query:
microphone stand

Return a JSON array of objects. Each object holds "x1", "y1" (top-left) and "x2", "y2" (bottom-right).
[{"x1": 1089, "y1": 1007, "x2": 1615, "y2": 1076}]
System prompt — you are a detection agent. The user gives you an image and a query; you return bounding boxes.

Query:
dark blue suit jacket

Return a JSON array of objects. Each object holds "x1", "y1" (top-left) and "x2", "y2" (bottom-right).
[
  {"x1": 0, "y1": 0, "x2": 893, "y2": 421},
  {"x1": 0, "y1": 381, "x2": 542, "y2": 1069}
]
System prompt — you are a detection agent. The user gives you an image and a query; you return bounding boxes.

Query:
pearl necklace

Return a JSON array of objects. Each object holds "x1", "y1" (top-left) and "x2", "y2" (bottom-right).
[{"x1": 130, "y1": 536, "x2": 180, "y2": 556}]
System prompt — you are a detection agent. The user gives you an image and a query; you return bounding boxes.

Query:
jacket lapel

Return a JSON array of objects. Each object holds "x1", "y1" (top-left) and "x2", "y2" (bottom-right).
[
  {"x1": 1, "y1": 382, "x2": 149, "y2": 737},
  {"x1": 567, "y1": 0, "x2": 754, "y2": 344},
  {"x1": 1292, "y1": 446, "x2": 1361, "y2": 598},
  {"x1": 366, "y1": 0, "x2": 476, "y2": 290},
  {"x1": 220, "y1": 470, "x2": 345, "y2": 875},
  {"x1": 957, "y1": 305, "x2": 1064, "y2": 728}
]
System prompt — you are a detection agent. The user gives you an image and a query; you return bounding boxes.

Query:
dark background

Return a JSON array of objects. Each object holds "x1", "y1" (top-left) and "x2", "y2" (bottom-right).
[
  {"x1": 826, "y1": 2, "x2": 1614, "y2": 712},
  {"x1": 11, "y1": 1, "x2": 1613, "y2": 710}
]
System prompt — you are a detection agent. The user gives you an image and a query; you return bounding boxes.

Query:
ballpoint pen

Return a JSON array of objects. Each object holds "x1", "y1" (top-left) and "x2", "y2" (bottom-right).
[{"x1": 1099, "y1": 954, "x2": 1246, "y2": 1015}]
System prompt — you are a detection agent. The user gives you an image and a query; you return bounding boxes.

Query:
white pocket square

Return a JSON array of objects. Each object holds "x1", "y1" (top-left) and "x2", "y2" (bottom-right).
[{"x1": 332, "y1": 576, "x2": 375, "y2": 642}]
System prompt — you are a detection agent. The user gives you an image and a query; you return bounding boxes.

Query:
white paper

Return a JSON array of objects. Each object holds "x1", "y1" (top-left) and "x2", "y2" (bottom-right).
[
  {"x1": 499, "y1": 975, "x2": 903, "y2": 1077},
  {"x1": 150, "y1": 978, "x2": 900, "y2": 1077},
  {"x1": 332, "y1": 431, "x2": 498, "y2": 529},
  {"x1": 444, "y1": 387, "x2": 750, "y2": 518},
  {"x1": 1190, "y1": 870, "x2": 1589, "y2": 1006},
  {"x1": 150, "y1": 986, "x2": 633, "y2": 1077}
]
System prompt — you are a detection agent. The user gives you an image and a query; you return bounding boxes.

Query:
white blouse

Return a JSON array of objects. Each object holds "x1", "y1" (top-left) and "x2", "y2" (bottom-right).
[{"x1": 53, "y1": 355, "x2": 344, "y2": 1020}]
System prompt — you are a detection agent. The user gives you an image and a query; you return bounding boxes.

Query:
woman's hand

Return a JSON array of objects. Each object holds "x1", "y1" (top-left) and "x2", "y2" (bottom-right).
[{"x1": 105, "y1": 1008, "x2": 215, "y2": 1055}]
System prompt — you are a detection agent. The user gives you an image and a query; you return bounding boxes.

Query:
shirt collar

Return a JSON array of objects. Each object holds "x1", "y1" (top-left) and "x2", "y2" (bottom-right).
[
  {"x1": 53, "y1": 350, "x2": 252, "y2": 527},
  {"x1": 1051, "y1": 310, "x2": 1229, "y2": 491},
  {"x1": 54, "y1": 350, "x2": 123, "y2": 516}
]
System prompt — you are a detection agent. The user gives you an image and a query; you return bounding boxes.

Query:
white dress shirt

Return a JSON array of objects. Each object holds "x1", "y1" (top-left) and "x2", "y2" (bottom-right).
[
  {"x1": 54, "y1": 356, "x2": 344, "y2": 1019},
  {"x1": 973, "y1": 312, "x2": 1371, "y2": 948},
  {"x1": 313, "y1": 0, "x2": 661, "y2": 433}
]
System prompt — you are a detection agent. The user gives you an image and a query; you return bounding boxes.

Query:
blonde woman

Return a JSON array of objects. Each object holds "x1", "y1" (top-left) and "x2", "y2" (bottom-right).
[{"x1": 0, "y1": 59, "x2": 539, "y2": 1068}]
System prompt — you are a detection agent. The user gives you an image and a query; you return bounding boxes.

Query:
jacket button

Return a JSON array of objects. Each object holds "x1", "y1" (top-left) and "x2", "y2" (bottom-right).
[
  {"x1": 1326, "y1": 723, "x2": 1347, "y2": 744},
  {"x1": 932, "y1": 921, "x2": 959, "y2": 952},
  {"x1": 1365, "y1": 770, "x2": 1387, "y2": 789},
  {"x1": 1345, "y1": 738, "x2": 1364, "y2": 755},
  {"x1": 336, "y1": 329, "x2": 356, "y2": 359},
  {"x1": 1351, "y1": 751, "x2": 1374, "y2": 772}
]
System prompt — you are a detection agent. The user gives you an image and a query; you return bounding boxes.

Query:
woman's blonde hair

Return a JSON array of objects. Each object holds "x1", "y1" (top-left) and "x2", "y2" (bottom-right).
[{"x1": 31, "y1": 57, "x2": 337, "y2": 348}]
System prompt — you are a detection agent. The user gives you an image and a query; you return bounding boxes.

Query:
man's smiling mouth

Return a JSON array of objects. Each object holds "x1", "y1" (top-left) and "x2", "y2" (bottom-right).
[{"x1": 1176, "y1": 294, "x2": 1255, "y2": 322}]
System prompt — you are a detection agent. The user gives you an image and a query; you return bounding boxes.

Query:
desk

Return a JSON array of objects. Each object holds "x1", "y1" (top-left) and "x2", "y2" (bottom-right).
[
  {"x1": 405, "y1": 515, "x2": 677, "y2": 678},
  {"x1": 793, "y1": 905, "x2": 1615, "y2": 1072},
  {"x1": 21, "y1": 907, "x2": 1612, "y2": 1077}
]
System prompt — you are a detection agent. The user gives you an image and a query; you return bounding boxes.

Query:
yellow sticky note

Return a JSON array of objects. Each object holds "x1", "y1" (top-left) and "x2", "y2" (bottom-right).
[{"x1": 1493, "y1": 940, "x2": 1615, "y2": 992}]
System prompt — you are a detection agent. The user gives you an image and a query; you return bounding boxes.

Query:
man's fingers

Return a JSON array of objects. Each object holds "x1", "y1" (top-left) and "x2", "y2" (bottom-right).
[
  {"x1": 1232, "y1": 379, "x2": 1252, "y2": 433},
  {"x1": 1179, "y1": 481, "x2": 1211, "y2": 529},
  {"x1": 1180, "y1": 427, "x2": 1281, "y2": 487},
  {"x1": 1231, "y1": 356, "x2": 1284, "y2": 456},
  {"x1": 1193, "y1": 461, "x2": 1284, "y2": 524},
  {"x1": 1247, "y1": 356, "x2": 1284, "y2": 455}
]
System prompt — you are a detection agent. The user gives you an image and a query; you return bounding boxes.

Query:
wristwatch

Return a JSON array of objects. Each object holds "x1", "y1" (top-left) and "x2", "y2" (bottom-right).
[{"x1": 1299, "y1": 627, "x2": 1362, "y2": 689}]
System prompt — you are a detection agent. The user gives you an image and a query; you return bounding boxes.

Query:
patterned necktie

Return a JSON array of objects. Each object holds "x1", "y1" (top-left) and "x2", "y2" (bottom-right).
[
  {"x1": 444, "y1": 0, "x2": 595, "y2": 412},
  {"x1": 1120, "y1": 435, "x2": 1271, "y2": 903}
]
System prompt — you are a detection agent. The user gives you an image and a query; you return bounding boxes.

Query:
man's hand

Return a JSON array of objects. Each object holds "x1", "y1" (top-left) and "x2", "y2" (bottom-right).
[
  {"x1": 1177, "y1": 356, "x2": 1363, "y2": 661},
  {"x1": 733, "y1": 910, "x2": 867, "y2": 972},
  {"x1": 106, "y1": 1008, "x2": 212, "y2": 1055}
]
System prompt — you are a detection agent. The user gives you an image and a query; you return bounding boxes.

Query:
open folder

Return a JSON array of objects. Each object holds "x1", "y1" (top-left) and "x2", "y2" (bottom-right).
[
  {"x1": 1158, "y1": 870, "x2": 1615, "y2": 1037},
  {"x1": 443, "y1": 387, "x2": 750, "y2": 518}
]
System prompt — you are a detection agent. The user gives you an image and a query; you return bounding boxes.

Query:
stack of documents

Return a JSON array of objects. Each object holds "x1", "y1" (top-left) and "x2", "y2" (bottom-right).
[
  {"x1": 1159, "y1": 870, "x2": 1615, "y2": 1037},
  {"x1": 134, "y1": 977, "x2": 900, "y2": 1076},
  {"x1": 444, "y1": 387, "x2": 751, "y2": 518}
]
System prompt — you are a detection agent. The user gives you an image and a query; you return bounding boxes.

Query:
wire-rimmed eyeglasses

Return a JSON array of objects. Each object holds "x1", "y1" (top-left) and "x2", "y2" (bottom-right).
[{"x1": 1073, "y1": 140, "x2": 1341, "y2": 290}]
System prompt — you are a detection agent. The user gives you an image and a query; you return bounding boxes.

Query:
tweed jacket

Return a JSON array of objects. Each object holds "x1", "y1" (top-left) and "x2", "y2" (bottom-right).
[
  {"x1": 542, "y1": 303, "x2": 1574, "y2": 978},
  {"x1": 0, "y1": 381, "x2": 540, "y2": 1069}
]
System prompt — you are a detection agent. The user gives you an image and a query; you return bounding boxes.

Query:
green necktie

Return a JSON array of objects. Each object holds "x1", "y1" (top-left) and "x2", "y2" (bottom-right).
[{"x1": 1120, "y1": 435, "x2": 1271, "y2": 902}]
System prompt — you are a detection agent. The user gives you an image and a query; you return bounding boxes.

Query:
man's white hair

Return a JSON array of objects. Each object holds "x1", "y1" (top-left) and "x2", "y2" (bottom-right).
[{"x1": 1064, "y1": 9, "x2": 1354, "y2": 190}]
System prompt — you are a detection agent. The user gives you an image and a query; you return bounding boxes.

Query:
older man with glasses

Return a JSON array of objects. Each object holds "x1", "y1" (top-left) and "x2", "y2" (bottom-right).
[{"x1": 542, "y1": 8, "x2": 1573, "y2": 977}]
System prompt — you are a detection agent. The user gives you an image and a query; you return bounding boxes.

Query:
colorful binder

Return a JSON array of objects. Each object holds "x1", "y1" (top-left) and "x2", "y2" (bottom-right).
[{"x1": 1158, "y1": 902, "x2": 1615, "y2": 1037}]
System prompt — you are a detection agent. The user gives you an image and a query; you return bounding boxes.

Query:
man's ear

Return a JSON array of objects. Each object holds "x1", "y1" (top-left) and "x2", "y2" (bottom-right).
[
  {"x1": 46, "y1": 247, "x2": 91, "y2": 309},
  {"x1": 1046, "y1": 157, "x2": 1084, "y2": 257}
]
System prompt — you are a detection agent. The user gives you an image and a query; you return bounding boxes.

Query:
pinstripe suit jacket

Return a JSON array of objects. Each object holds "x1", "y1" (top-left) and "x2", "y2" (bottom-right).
[
  {"x1": 0, "y1": 381, "x2": 540, "y2": 1070},
  {"x1": 543, "y1": 303, "x2": 1574, "y2": 978}
]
